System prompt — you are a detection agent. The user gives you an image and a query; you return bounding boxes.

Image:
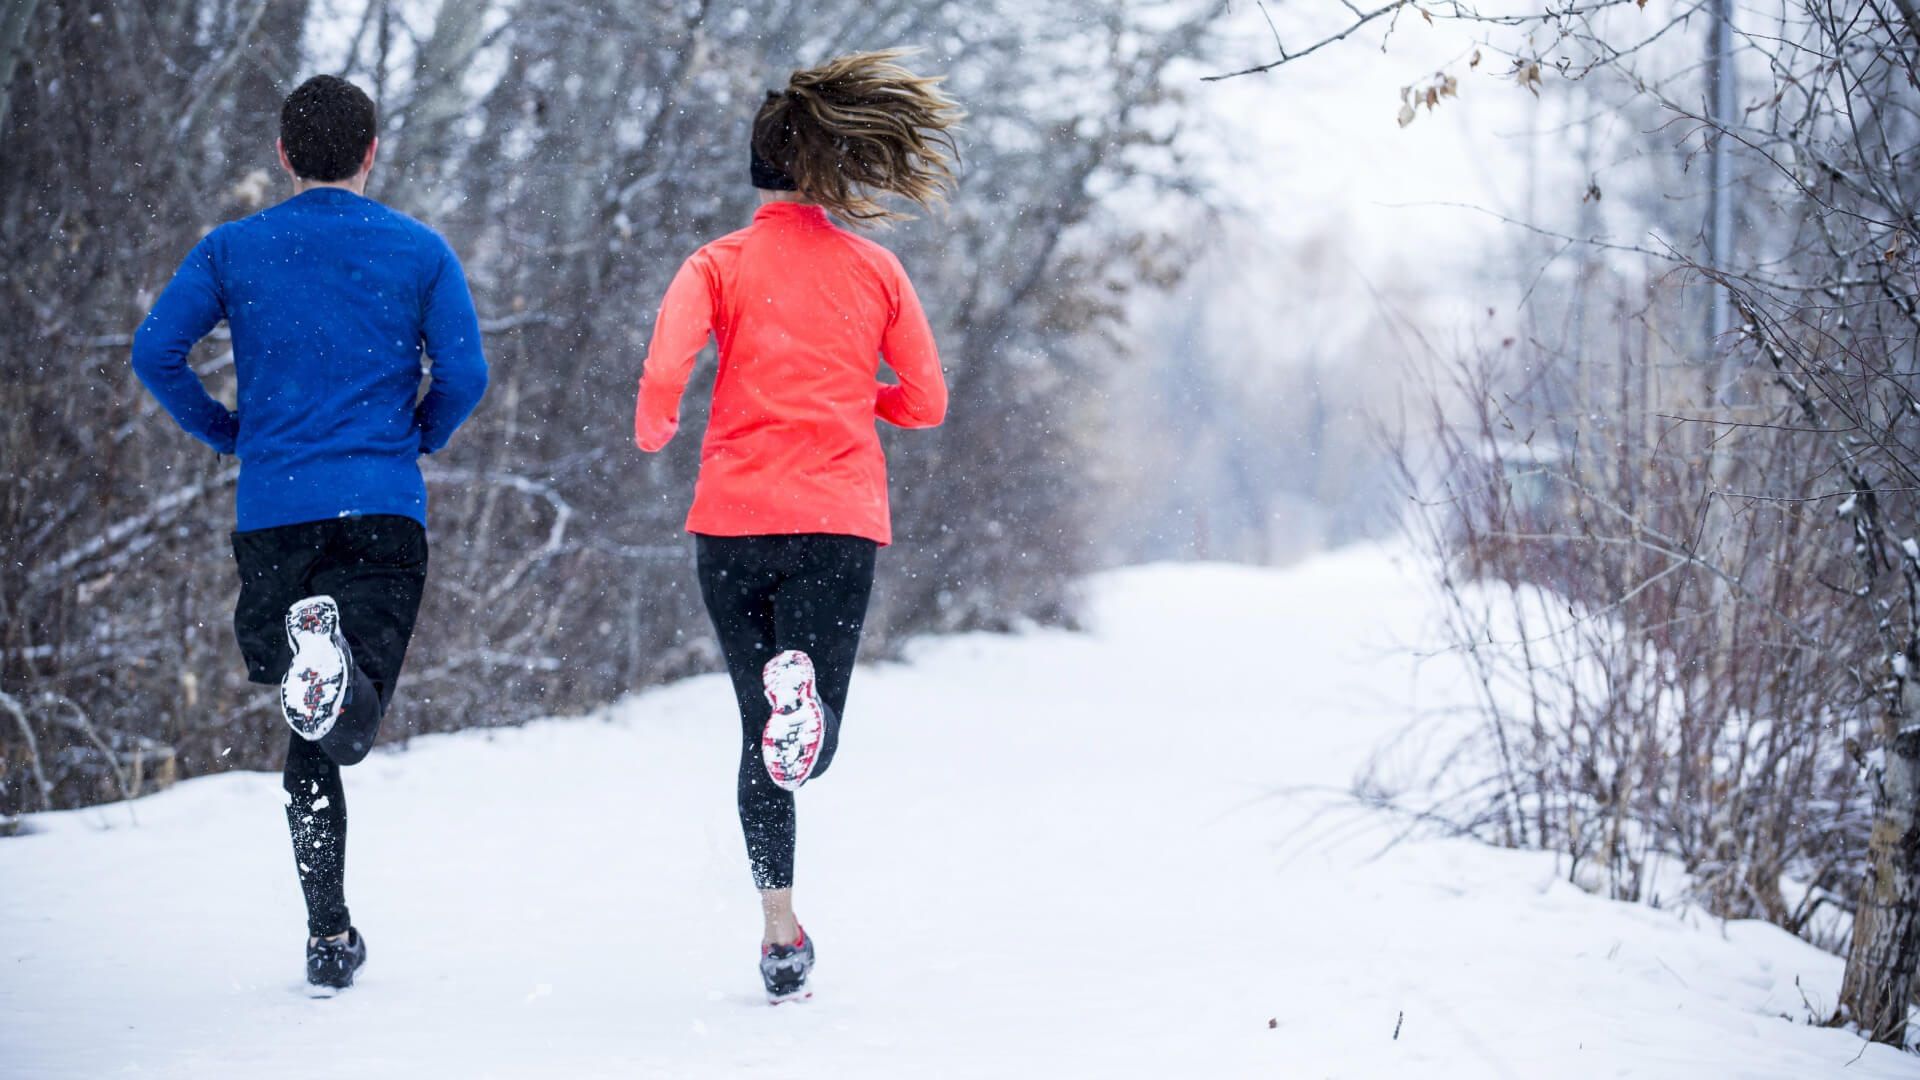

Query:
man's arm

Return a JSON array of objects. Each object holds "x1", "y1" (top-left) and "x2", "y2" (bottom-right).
[
  {"x1": 416, "y1": 239, "x2": 490, "y2": 454},
  {"x1": 131, "y1": 233, "x2": 239, "y2": 454},
  {"x1": 875, "y1": 257, "x2": 947, "y2": 429},
  {"x1": 634, "y1": 255, "x2": 715, "y2": 453}
]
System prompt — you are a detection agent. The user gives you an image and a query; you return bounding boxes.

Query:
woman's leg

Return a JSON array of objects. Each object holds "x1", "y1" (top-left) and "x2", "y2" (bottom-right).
[
  {"x1": 696, "y1": 537, "x2": 798, "y2": 916},
  {"x1": 771, "y1": 536, "x2": 877, "y2": 780},
  {"x1": 756, "y1": 536, "x2": 875, "y2": 948},
  {"x1": 700, "y1": 534, "x2": 877, "y2": 949}
]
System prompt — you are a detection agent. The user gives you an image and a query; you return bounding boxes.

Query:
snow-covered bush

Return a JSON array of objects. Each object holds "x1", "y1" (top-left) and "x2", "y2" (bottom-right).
[{"x1": 1397, "y1": 334, "x2": 1876, "y2": 937}]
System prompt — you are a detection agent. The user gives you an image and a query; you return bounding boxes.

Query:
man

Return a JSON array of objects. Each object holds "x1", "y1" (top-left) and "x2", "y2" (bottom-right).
[{"x1": 132, "y1": 75, "x2": 487, "y2": 991}]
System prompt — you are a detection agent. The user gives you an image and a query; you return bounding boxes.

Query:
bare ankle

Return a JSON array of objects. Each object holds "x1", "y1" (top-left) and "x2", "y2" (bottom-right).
[{"x1": 759, "y1": 888, "x2": 800, "y2": 946}]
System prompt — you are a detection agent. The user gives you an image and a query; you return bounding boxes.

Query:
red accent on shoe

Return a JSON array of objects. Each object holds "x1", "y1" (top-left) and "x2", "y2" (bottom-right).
[{"x1": 762, "y1": 925, "x2": 807, "y2": 954}]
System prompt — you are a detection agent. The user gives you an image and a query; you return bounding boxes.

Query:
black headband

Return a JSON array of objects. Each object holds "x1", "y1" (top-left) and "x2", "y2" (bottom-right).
[
  {"x1": 751, "y1": 88, "x2": 800, "y2": 191},
  {"x1": 750, "y1": 145, "x2": 798, "y2": 191}
]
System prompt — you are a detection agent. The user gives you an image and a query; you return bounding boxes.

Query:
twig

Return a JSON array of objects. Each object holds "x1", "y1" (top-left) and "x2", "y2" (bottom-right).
[{"x1": 0, "y1": 690, "x2": 52, "y2": 812}]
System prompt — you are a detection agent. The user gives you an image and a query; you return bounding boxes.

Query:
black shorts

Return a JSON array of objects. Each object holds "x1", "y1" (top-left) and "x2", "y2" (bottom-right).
[{"x1": 231, "y1": 515, "x2": 429, "y2": 708}]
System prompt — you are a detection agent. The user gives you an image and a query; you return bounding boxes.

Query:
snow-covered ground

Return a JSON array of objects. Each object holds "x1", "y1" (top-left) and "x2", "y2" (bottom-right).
[{"x1": 3, "y1": 546, "x2": 1914, "y2": 1078}]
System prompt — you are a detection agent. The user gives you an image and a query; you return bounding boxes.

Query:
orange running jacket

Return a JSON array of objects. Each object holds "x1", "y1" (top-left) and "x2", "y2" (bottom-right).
[{"x1": 634, "y1": 201, "x2": 948, "y2": 545}]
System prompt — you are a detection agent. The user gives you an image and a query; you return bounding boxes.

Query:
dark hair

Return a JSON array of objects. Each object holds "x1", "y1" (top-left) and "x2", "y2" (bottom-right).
[
  {"x1": 280, "y1": 75, "x2": 378, "y2": 182},
  {"x1": 751, "y1": 49, "x2": 963, "y2": 223}
]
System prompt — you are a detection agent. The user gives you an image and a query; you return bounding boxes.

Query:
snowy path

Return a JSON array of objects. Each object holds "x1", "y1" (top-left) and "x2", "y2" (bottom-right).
[{"x1": 3, "y1": 547, "x2": 1915, "y2": 1078}]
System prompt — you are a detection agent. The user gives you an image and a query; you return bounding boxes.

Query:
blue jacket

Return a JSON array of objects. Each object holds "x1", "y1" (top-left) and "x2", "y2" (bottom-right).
[{"x1": 132, "y1": 188, "x2": 489, "y2": 532}]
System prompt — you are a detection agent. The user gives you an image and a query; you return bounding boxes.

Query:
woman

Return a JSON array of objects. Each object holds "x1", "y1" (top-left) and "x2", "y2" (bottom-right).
[{"x1": 633, "y1": 50, "x2": 959, "y2": 1004}]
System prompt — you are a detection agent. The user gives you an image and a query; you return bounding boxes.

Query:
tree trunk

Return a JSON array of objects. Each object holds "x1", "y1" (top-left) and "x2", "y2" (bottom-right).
[
  {"x1": 1840, "y1": 540, "x2": 1920, "y2": 1045},
  {"x1": 1841, "y1": 723, "x2": 1920, "y2": 1045}
]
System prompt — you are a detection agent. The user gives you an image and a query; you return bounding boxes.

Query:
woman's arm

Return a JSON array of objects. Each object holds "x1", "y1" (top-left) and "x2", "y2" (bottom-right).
[
  {"x1": 875, "y1": 258, "x2": 947, "y2": 429},
  {"x1": 635, "y1": 255, "x2": 715, "y2": 452}
]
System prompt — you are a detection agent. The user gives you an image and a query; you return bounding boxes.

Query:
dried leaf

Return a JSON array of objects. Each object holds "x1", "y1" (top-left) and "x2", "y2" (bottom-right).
[
  {"x1": 1470, "y1": 49, "x2": 1482, "y2": 68},
  {"x1": 1397, "y1": 101, "x2": 1418, "y2": 128},
  {"x1": 1419, "y1": 6, "x2": 1433, "y2": 23},
  {"x1": 1515, "y1": 61, "x2": 1543, "y2": 96}
]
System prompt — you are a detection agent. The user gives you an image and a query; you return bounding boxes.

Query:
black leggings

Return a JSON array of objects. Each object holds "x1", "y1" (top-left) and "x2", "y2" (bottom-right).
[
  {"x1": 233, "y1": 516, "x2": 428, "y2": 938},
  {"x1": 697, "y1": 533, "x2": 877, "y2": 891}
]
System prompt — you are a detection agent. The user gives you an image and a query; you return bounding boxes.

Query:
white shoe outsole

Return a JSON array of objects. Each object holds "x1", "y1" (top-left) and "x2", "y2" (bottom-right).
[
  {"x1": 761, "y1": 650, "x2": 825, "y2": 792},
  {"x1": 281, "y1": 596, "x2": 348, "y2": 742}
]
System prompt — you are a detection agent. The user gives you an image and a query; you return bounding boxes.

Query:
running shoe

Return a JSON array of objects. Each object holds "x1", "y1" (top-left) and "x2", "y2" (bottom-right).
[
  {"x1": 760, "y1": 926, "x2": 815, "y2": 1004},
  {"x1": 761, "y1": 650, "x2": 826, "y2": 791},
  {"x1": 307, "y1": 926, "x2": 367, "y2": 991},
  {"x1": 281, "y1": 596, "x2": 351, "y2": 741}
]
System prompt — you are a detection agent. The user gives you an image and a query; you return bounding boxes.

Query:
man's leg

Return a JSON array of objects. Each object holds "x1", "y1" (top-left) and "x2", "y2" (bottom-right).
[
  {"x1": 307, "y1": 515, "x2": 429, "y2": 766},
  {"x1": 771, "y1": 536, "x2": 877, "y2": 780},
  {"x1": 283, "y1": 734, "x2": 351, "y2": 938},
  {"x1": 232, "y1": 523, "x2": 329, "y2": 685},
  {"x1": 280, "y1": 517, "x2": 422, "y2": 988},
  {"x1": 233, "y1": 523, "x2": 351, "y2": 943}
]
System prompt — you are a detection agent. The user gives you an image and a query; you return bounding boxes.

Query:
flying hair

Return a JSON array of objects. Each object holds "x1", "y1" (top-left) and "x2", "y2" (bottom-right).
[{"x1": 752, "y1": 49, "x2": 964, "y2": 223}]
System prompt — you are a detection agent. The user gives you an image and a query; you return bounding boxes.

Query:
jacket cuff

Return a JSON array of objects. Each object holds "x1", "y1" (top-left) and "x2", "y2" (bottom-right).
[{"x1": 208, "y1": 410, "x2": 240, "y2": 455}]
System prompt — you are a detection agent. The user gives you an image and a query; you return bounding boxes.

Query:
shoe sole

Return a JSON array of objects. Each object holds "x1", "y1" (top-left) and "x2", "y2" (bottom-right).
[
  {"x1": 305, "y1": 968, "x2": 357, "y2": 998},
  {"x1": 306, "y1": 960, "x2": 364, "y2": 997},
  {"x1": 761, "y1": 651, "x2": 825, "y2": 792},
  {"x1": 766, "y1": 988, "x2": 813, "y2": 1005},
  {"x1": 282, "y1": 596, "x2": 348, "y2": 742}
]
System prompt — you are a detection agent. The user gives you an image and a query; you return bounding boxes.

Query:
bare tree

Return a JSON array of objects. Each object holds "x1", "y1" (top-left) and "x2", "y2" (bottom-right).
[{"x1": 1212, "y1": 0, "x2": 1920, "y2": 1045}]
